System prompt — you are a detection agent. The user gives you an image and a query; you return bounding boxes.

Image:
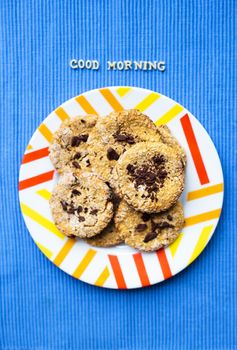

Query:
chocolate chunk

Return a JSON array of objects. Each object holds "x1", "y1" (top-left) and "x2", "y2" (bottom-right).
[
  {"x1": 73, "y1": 152, "x2": 81, "y2": 160},
  {"x1": 72, "y1": 189, "x2": 81, "y2": 196},
  {"x1": 167, "y1": 214, "x2": 173, "y2": 221},
  {"x1": 78, "y1": 134, "x2": 88, "y2": 142},
  {"x1": 72, "y1": 161, "x2": 81, "y2": 169},
  {"x1": 141, "y1": 213, "x2": 151, "y2": 222},
  {"x1": 84, "y1": 208, "x2": 88, "y2": 213},
  {"x1": 113, "y1": 133, "x2": 135, "y2": 144},
  {"x1": 78, "y1": 216, "x2": 85, "y2": 222},
  {"x1": 71, "y1": 136, "x2": 80, "y2": 147},
  {"x1": 147, "y1": 172, "x2": 156, "y2": 182},
  {"x1": 135, "y1": 223, "x2": 148, "y2": 232},
  {"x1": 154, "y1": 221, "x2": 174, "y2": 229},
  {"x1": 143, "y1": 231, "x2": 158, "y2": 243},
  {"x1": 60, "y1": 200, "x2": 68, "y2": 211},
  {"x1": 153, "y1": 155, "x2": 165, "y2": 165},
  {"x1": 67, "y1": 207, "x2": 76, "y2": 214},
  {"x1": 107, "y1": 147, "x2": 119, "y2": 160},
  {"x1": 127, "y1": 164, "x2": 135, "y2": 174},
  {"x1": 90, "y1": 209, "x2": 98, "y2": 215},
  {"x1": 77, "y1": 206, "x2": 83, "y2": 213},
  {"x1": 81, "y1": 119, "x2": 85, "y2": 123},
  {"x1": 86, "y1": 159, "x2": 91, "y2": 167}
]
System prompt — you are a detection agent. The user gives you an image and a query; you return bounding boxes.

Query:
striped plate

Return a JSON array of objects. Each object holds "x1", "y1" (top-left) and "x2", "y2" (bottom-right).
[{"x1": 19, "y1": 86, "x2": 224, "y2": 289}]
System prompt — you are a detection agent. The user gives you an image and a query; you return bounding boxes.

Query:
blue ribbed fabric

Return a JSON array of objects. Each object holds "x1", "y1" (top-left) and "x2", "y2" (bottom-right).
[{"x1": 0, "y1": 1, "x2": 236, "y2": 349}]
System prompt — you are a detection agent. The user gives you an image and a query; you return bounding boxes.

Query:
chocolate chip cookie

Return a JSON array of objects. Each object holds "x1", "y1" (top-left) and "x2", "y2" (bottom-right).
[
  {"x1": 113, "y1": 142, "x2": 185, "y2": 213},
  {"x1": 49, "y1": 115, "x2": 97, "y2": 173},
  {"x1": 115, "y1": 200, "x2": 184, "y2": 251},
  {"x1": 87, "y1": 109, "x2": 163, "y2": 183},
  {"x1": 49, "y1": 171, "x2": 113, "y2": 238}
]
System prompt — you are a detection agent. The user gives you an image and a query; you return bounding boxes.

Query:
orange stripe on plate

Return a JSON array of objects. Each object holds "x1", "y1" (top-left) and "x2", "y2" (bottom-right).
[
  {"x1": 185, "y1": 209, "x2": 221, "y2": 227},
  {"x1": 95, "y1": 266, "x2": 110, "y2": 287},
  {"x1": 75, "y1": 95, "x2": 98, "y2": 115},
  {"x1": 187, "y1": 183, "x2": 223, "y2": 201},
  {"x1": 19, "y1": 170, "x2": 54, "y2": 190},
  {"x1": 72, "y1": 249, "x2": 97, "y2": 279},
  {"x1": 133, "y1": 253, "x2": 150, "y2": 287},
  {"x1": 156, "y1": 249, "x2": 172, "y2": 279},
  {"x1": 38, "y1": 124, "x2": 53, "y2": 143},
  {"x1": 108, "y1": 255, "x2": 127, "y2": 289},
  {"x1": 99, "y1": 88, "x2": 124, "y2": 111},
  {"x1": 181, "y1": 114, "x2": 209, "y2": 185},
  {"x1": 55, "y1": 106, "x2": 70, "y2": 121},
  {"x1": 22, "y1": 147, "x2": 49, "y2": 164},
  {"x1": 53, "y1": 239, "x2": 76, "y2": 266}
]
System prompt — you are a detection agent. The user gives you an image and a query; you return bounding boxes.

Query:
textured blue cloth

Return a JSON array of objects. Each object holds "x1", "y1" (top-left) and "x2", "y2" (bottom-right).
[{"x1": 0, "y1": 1, "x2": 236, "y2": 349}]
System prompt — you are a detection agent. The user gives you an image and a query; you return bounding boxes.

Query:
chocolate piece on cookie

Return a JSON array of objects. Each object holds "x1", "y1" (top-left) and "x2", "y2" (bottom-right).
[{"x1": 50, "y1": 172, "x2": 113, "y2": 238}]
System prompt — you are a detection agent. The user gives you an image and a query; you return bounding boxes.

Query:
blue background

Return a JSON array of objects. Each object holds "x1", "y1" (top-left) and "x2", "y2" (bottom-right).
[{"x1": 1, "y1": 1, "x2": 236, "y2": 349}]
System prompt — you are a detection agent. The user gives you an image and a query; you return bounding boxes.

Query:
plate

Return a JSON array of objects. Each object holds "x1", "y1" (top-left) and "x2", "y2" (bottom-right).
[{"x1": 19, "y1": 86, "x2": 224, "y2": 289}]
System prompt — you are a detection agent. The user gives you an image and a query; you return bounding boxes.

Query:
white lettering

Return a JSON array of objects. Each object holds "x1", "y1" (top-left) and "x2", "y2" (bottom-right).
[
  {"x1": 107, "y1": 61, "x2": 117, "y2": 70},
  {"x1": 134, "y1": 61, "x2": 143, "y2": 70},
  {"x1": 70, "y1": 59, "x2": 78, "y2": 69},
  {"x1": 157, "y1": 61, "x2": 166, "y2": 72}
]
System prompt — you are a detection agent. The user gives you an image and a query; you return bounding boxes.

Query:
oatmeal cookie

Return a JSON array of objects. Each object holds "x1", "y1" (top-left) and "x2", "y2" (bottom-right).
[{"x1": 50, "y1": 171, "x2": 113, "y2": 238}]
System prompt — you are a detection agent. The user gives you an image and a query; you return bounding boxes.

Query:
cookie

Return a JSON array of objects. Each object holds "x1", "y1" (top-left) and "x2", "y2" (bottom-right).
[
  {"x1": 113, "y1": 142, "x2": 185, "y2": 212},
  {"x1": 84, "y1": 220, "x2": 123, "y2": 247},
  {"x1": 115, "y1": 200, "x2": 184, "y2": 252},
  {"x1": 87, "y1": 109, "x2": 163, "y2": 183},
  {"x1": 49, "y1": 171, "x2": 113, "y2": 238},
  {"x1": 49, "y1": 115, "x2": 98, "y2": 173}
]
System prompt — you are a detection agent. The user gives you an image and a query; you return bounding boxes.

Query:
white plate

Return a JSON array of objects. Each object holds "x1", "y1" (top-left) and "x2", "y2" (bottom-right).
[{"x1": 19, "y1": 86, "x2": 224, "y2": 289}]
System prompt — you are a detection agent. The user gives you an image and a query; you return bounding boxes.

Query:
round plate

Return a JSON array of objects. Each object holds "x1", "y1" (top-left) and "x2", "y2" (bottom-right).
[{"x1": 19, "y1": 86, "x2": 224, "y2": 289}]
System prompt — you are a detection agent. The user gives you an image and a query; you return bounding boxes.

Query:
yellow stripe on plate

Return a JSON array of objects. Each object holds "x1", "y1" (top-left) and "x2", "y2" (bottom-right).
[
  {"x1": 187, "y1": 183, "x2": 224, "y2": 201},
  {"x1": 155, "y1": 104, "x2": 184, "y2": 125},
  {"x1": 135, "y1": 92, "x2": 161, "y2": 112},
  {"x1": 36, "y1": 189, "x2": 52, "y2": 201},
  {"x1": 188, "y1": 225, "x2": 213, "y2": 264},
  {"x1": 116, "y1": 87, "x2": 132, "y2": 97},
  {"x1": 26, "y1": 144, "x2": 33, "y2": 150},
  {"x1": 38, "y1": 123, "x2": 53, "y2": 143},
  {"x1": 55, "y1": 107, "x2": 70, "y2": 121},
  {"x1": 72, "y1": 249, "x2": 97, "y2": 279},
  {"x1": 36, "y1": 242, "x2": 53, "y2": 259},
  {"x1": 53, "y1": 239, "x2": 76, "y2": 266},
  {"x1": 169, "y1": 233, "x2": 184, "y2": 258},
  {"x1": 20, "y1": 203, "x2": 64, "y2": 239},
  {"x1": 185, "y1": 209, "x2": 221, "y2": 227},
  {"x1": 95, "y1": 266, "x2": 110, "y2": 287}
]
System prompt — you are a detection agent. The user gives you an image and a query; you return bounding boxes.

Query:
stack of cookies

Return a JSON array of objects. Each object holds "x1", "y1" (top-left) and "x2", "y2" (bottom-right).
[{"x1": 49, "y1": 110, "x2": 186, "y2": 252}]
